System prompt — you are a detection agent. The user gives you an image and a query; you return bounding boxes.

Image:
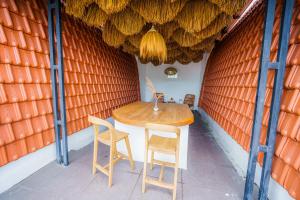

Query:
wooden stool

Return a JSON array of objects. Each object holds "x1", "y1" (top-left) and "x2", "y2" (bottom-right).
[
  {"x1": 88, "y1": 116, "x2": 135, "y2": 187},
  {"x1": 154, "y1": 92, "x2": 165, "y2": 103},
  {"x1": 183, "y1": 94, "x2": 195, "y2": 110},
  {"x1": 142, "y1": 123, "x2": 180, "y2": 200}
]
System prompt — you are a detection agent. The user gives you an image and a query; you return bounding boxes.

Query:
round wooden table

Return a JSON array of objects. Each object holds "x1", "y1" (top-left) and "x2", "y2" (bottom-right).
[
  {"x1": 112, "y1": 101, "x2": 194, "y2": 127},
  {"x1": 112, "y1": 101, "x2": 194, "y2": 169}
]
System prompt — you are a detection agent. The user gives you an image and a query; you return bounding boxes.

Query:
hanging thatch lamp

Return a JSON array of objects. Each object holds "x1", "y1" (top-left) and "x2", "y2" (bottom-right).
[{"x1": 140, "y1": 26, "x2": 167, "y2": 63}]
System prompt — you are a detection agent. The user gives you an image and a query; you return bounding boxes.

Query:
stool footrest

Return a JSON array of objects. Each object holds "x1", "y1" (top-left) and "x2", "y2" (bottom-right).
[
  {"x1": 117, "y1": 152, "x2": 129, "y2": 160},
  {"x1": 95, "y1": 164, "x2": 109, "y2": 176},
  {"x1": 102, "y1": 156, "x2": 122, "y2": 169},
  {"x1": 152, "y1": 159, "x2": 175, "y2": 168},
  {"x1": 145, "y1": 177, "x2": 174, "y2": 190}
]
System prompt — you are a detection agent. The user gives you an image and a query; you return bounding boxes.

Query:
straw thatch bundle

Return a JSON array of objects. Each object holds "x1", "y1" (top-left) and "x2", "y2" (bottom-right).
[
  {"x1": 191, "y1": 41, "x2": 215, "y2": 52},
  {"x1": 130, "y1": 0, "x2": 188, "y2": 24},
  {"x1": 64, "y1": 0, "x2": 247, "y2": 64},
  {"x1": 156, "y1": 22, "x2": 179, "y2": 40},
  {"x1": 164, "y1": 0, "x2": 181, "y2": 2},
  {"x1": 167, "y1": 40, "x2": 180, "y2": 50},
  {"x1": 82, "y1": 3, "x2": 108, "y2": 27},
  {"x1": 151, "y1": 59, "x2": 162, "y2": 66},
  {"x1": 65, "y1": 0, "x2": 92, "y2": 18},
  {"x1": 102, "y1": 22, "x2": 126, "y2": 47},
  {"x1": 139, "y1": 57, "x2": 162, "y2": 66},
  {"x1": 140, "y1": 26, "x2": 167, "y2": 63},
  {"x1": 139, "y1": 57, "x2": 160, "y2": 66},
  {"x1": 127, "y1": 25, "x2": 151, "y2": 48},
  {"x1": 95, "y1": 0, "x2": 130, "y2": 14},
  {"x1": 167, "y1": 48, "x2": 182, "y2": 58},
  {"x1": 190, "y1": 34, "x2": 218, "y2": 51},
  {"x1": 194, "y1": 13, "x2": 231, "y2": 39},
  {"x1": 111, "y1": 8, "x2": 145, "y2": 35},
  {"x1": 164, "y1": 56, "x2": 176, "y2": 64},
  {"x1": 165, "y1": 51, "x2": 180, "y2": 64},
  {"x1": 192, "y1": 53, "x2": 204, "y2": 63},
  {"x1": 175, "y1": 0, "x2": 221, "y2": 33},
  {"x1": 181, "y1": 48, "x2": 203, "y2": 60},
  {"x1": 203, "y1": 43, "x2": 215, "y2": 52},
  {"x1": 177, "y1": 53, "x2": 191, "y2": 64},
  {"x1": 208, "y1": 0, "x2": 246, "y2": 15},
  {"x1": 122, "y1": 41, "x2": 139, "y2": 55},
  {"x1": 172, "y1": 28, "x2": 203, "y2": 47},
  {"x1": 128, "y1": 34, "x2": 142, "y2": 49},
  {"x1": 138, "y1": 57, "x2": 148, "y2": 64}
]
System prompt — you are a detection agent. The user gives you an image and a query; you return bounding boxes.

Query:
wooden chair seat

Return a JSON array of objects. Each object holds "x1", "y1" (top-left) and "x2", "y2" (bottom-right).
[
  {"x1": 98, "y1": 130, "x2": 129, "y2": 145},
  {"x1": 149, "y1": 135, "x2": 176, "y2": 154}
]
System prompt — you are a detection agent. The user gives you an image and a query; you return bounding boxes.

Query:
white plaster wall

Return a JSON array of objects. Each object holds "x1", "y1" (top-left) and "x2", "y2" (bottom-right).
[
  {"x1": 137, "y1": 53, "x2": 209, "y2": 108},
  {"x1": 199, "y1": 109, "x2": 293, "y2": 200},
  {"x1": 0, "y1": 117, "x2": 114, "y2": 193}
]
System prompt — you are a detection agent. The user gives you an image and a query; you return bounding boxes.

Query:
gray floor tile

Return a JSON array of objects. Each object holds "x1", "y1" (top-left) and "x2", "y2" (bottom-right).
[
  {"x1": 63, "y1": 170, "x2": 139, "y2": 200},
  {"x1": 129, "y1": 173, "x2": 183, "y2": 200},
  {"x1": 0, "y1": 185, "x2": 57, "y2": 200},
  {"x1": 0, "y1": 111, "x2": 251, "y2": 200}
]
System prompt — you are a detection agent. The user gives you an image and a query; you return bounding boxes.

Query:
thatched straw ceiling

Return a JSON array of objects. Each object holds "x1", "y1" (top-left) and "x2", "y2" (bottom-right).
[{"x1": 65, "y1": 0, "x2": 246, "y2": 65}]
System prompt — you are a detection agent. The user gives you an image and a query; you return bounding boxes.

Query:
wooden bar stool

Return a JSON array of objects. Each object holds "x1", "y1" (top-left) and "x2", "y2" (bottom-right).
[
  {"x1": 142, "y1": 123, "x2": 180, "y2": 200},
  {"x1": 88, "y1": 116, "x2": 135, "y2": 187},
  {"x1": 183, "y1": 94, "x2": 195, "y2": 110},
  {"x1": 154, "y1": 92, "x2": 165, "y2": 103}
]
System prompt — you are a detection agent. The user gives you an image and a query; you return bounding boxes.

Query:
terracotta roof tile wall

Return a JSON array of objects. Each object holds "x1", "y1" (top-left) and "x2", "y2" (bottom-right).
[
  {"x1": 199, "y1": 1, "x2": 300, "y2": 199},
  {"x1": 0, "y1": 0, "x2": 140, "y2": 167}
]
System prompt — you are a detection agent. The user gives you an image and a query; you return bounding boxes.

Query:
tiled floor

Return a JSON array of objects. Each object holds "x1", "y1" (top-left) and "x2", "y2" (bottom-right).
[{"x1": 0, "y1": 112, "x2": 253, "y2": 200}]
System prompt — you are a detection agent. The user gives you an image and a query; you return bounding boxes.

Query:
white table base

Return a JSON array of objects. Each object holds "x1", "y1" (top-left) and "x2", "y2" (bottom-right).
[{"x1": 114, "y1": 120, "x2": 189, "y2": 169}]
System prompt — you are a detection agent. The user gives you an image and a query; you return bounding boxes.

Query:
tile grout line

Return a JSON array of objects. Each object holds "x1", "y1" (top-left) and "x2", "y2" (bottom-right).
[
  {"x1": 128, "y1": 168, "x2": 143, "y2": 200},
  {"x1": 181, "y1": 169, "x2": 184, "y2": 200}
]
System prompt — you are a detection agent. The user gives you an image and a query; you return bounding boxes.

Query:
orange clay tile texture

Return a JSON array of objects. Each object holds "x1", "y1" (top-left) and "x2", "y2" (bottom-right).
[
  {"x1": 199, "y1": 1, "x2": 300, "y2": 199},
  {"x1": 0, "y1": 0, "x2": 140, "y2": 167},
  {"x1": 284, "y1": 168, "x2": 300, "y2": 199}
]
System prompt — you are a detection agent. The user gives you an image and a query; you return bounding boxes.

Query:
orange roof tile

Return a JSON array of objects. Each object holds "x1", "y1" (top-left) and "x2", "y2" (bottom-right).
[
  {"x1": 284, "y1": 168, "x2": 300, "y2": 199},
  {"x1": 0, "y1": 103, "x2": 22, "y2": 123},
  {"x1": 281, "y1": 89, "x2": 299, "y2": 112},
  {"x1": 280, "y1": 138, "x2": 300, "y2": 169},
  {"x1": 199, "y1": 1, "x2": 300, "y2": 198},
  {"x1": 5, "y1": 139, "x2": 27, "y2": 162},
  {"x1": 278, "y1": 112, "x2": 300, "y2": 139},
  {"x1": 0, "y1": 146, "x2": 8, "y2": 166},
  {"x1": 18, "y1": 101, "x2": 38, "y2": 119},
  {"x1": 25, "y1": 133, "x2": 44, "y2": 153},
  {"x1": 0, "y1": 124, "x2": 14, "y2": 145},
  {"x1": 286, "y1": 65, "x2": 300, "y2": 89},
  {"x1": 0, "y1": 0, "x2": 140, "y2": 167},
  {"x1": 293, "y1": 91, "x2": 300, "y2": 115},
  {"x1": 271, "y1": 156, "x2": 289, "y2": 185},
  {"x1": 41, "y1": 129, "x2": 54, "y2": 146},
  {"x1": 287, "y1": 44, "x2": 300, "y2": 66},
  {"x1": 0, "y1": 7, "x2": 13, "y2": 27}
]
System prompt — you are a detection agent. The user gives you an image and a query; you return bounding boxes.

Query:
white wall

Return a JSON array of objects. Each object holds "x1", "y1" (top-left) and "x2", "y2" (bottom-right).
[
  {"x1": 0, "y1": 118, "x2": 114, "y2": 193},
  {"x1": 137, "y1": 53, "x2": 209, "y2": 108},
  {"x1": 199, "y1": 109, "x2": 293, "y2": 200}
]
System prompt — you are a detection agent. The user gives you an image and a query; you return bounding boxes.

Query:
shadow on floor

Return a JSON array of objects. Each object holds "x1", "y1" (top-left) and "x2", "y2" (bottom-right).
[{"x1": 0, "y1": 111, "x2": 255, "y2": 200}]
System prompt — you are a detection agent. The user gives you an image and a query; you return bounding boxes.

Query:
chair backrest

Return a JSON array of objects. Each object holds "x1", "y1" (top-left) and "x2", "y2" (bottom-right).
[
  {"x1": 145, "y1": 123, "x2": 181, "y2": 147},
  {"x1": 154, "y1": 93, "x2": 165, "y2": 103},
  {"x1": 88, "y1": 115, "x2": 115, "y2": 141},
  {"x1": 183, "y1": 94, "x2": 195, "y2": 106}
]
